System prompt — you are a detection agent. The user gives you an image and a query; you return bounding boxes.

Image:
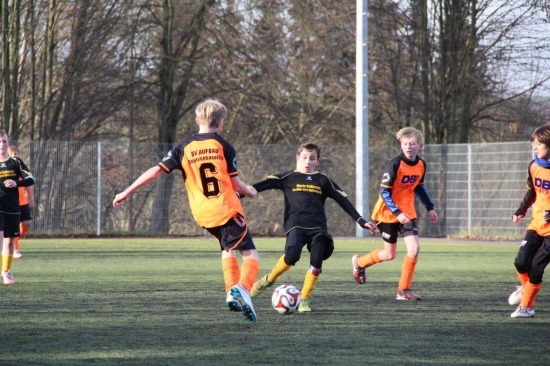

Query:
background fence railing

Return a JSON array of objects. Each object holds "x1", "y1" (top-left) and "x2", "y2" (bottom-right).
[{"x1": 16, "y1": 140, "x2": 532, "y2": 238}]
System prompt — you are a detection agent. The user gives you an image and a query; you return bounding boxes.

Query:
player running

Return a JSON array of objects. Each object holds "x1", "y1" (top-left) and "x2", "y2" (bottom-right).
[{"x1": 351, "y1": 127, "x2": 437, "y2": 300}]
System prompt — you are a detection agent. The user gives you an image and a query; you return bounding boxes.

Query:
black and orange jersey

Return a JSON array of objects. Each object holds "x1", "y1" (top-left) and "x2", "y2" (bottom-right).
[
  {"x1": 253, "y1": 171, "x2": 366, "y2": 233},
  {"x1": 371, "y1": 153, "x2": 434, "y2": 224},
  {"x1": 0, "y1": 157, "x2": 34, "y2": 214},
  {"x1": 514, "y1": 159, "x2": 550, "y2": 236},
  {"x1": 158, "y1": 133, "x2": 244, "y2": 228}
]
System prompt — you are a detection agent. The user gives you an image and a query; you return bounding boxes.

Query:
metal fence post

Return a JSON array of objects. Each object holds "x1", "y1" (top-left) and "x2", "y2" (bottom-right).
[{"x1": 97, "y1": 141, "x2": 102, "y2": 236}]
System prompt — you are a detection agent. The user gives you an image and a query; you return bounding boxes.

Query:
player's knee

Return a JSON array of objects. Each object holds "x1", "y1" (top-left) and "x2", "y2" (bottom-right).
[
  {"x1": 529, "y1": 268, "x2": 544, "y2": 284},
  {"x1": 514, "y1": 259, "x2": 529, "y2": 273},
  {"x1": 322, "y1": 246, "x2": 334, "y2": 260},
  {"x1": 529, "y1": 273, "x2": 543, "y2": 285},
  {"x1": 383, "y1": 252, "x2": 396, "y2": 261},
  {"x1": 284, "y1": 252, "x2": 301, "y2": 266}
]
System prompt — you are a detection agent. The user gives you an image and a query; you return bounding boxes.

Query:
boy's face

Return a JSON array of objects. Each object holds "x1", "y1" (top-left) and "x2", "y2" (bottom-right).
[
  {"x1": 296, "y1": 149, "x2": 319, "y2": 174},
  {"x1": 400, "y1": 136, "x2": 422, "y2": 160},
  {"x1": 533, "y1": 138, "x2": 550, "y2": 160},
  {"x1": 0, "y1": 134, "x2": 9, "y2": 155}
]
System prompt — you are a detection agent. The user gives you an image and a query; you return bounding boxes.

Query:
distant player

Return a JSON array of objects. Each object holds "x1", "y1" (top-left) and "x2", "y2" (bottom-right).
[
  {"x1": 249, "y1": 140, "x2": 378, "y2": 312},
  {"x1": 113, "y1": 99, "x2": 260, "y2": 323},
  {"x1": 0, "y1": 131, "x2": 34, "y2": 284},
  {"x1": 7, "y1": 146, "x2": 35, "y2": 259},
  {"x1": 508, "y1": 124, "x2": 550, "y2": 318},
  {"x1": 352, "y1": 127, "x2": 437, "y2": 300}
]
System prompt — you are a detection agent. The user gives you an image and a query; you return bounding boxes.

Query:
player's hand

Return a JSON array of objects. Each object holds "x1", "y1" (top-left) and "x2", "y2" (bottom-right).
[
  {"x1": 3, "y1": 179, "x2": 17, "y2": 188},
  {"x1": 397, "y1": 212, "x2": 411, "y2": 224},
  {"x1": 363, "y1": 222, "x2": 379, "y2": 234},
  {"x1": 512, "y1": 214, "x2": 524, "y2": 223},
  {"x1": 246, "y1": 185, "x2": 257, "y2": 198},
  {"x1": 428, "y1": 210, "x2": 438, "y2": 224},
  {"x1": 113, "y1": 192, "x2": 128, "y2": 207}
]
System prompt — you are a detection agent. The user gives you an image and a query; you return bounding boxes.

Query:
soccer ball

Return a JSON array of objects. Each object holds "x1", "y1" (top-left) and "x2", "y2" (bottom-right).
[{"x1": 271, "y1": 284, "x2": 301, "y2": 314}]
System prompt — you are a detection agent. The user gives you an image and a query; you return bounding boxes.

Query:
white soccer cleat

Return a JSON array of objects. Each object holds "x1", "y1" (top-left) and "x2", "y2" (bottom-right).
[
  {"x1": 511, "y1": 305, "x2": 535, "y2": 318},
  {"x1": 2, "y1": 270, "x2": 15, "y2": 285},
  {"x1": 225, "y1": 290, "x2": 242, "y2": 312},
  {"x1": 231, "y1": 284, "x2": 257, "y2": 323},
  {"x1": 508, "y1": 285, "x2": 524, "y2": 305},
  {"x1": 13, "y1": 251, "x2": 23, "y2": 259}
]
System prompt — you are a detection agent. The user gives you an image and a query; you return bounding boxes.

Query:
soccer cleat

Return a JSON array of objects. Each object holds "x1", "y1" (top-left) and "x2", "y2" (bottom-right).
[
  {"x1": 352, "y1": 255, "x2": 366, "y2": 284},
  {"x1": 231, "y1": 284, "x2": 257, "y2": 323},
  {"x1": 2, "y1": 270, "x2": 15, "y2": 285},
  {"x1": 226, "y1": 290, "x2": 242, "y2": 312},
  {"x1": 297, "y1": 298, "x2": 312, "y2": 313},
  {"x1": 13, "y1": 251, "x2": 23, "y2": 259},
  {"x1": 250, "y1": 274, "x2": 273, "y2": 298},
  {"x1": 508, "y1": 285, "x2": 524, "y2": 306},
  {"x1": 396, "y1": 289, "x2": 422, "y2": 301},
  {"x1": 511, "y1": 305, "x2": 535, "y2": 318}
]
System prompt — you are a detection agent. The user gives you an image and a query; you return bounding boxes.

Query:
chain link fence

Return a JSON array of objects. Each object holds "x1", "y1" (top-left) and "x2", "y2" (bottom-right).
[{"x1": 16, "y1": 140, "x2": 532, "y2": 239}]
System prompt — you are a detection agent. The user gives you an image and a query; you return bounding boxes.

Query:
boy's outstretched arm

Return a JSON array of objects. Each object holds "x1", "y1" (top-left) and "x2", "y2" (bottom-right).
[
  {"x1": 231, "y1": 176, "x2": 257, "y2": 198},
  {"x1": 113, "y1": 166, "x2": 164, "y2": 207}
]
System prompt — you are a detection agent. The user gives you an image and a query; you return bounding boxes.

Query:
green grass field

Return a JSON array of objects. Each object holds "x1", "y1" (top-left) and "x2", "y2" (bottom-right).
[{"x1": 1, "y1": 237, "x2": 549, "y2": 365}]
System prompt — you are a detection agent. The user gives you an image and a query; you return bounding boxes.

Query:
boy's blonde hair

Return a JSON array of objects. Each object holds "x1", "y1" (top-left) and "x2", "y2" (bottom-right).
[
  {"x1": 195, "y1": 99, "x2": 227, "y2": 128},
  {"x1": 7, "y1": 146, "x2": 18, "y2": 155},
  {"x1": 297, "y1": 140, "x2": 321, "y2": 159},
  {"x1": 531, "y1": 125, "x2": 550, "y2": 147},
  {"x1": 396, "y1": 127, "x2": 424, "y2": 145}
]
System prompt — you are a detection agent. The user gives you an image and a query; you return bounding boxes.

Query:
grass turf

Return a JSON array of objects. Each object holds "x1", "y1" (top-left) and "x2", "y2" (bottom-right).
[{"x1": 1, "y1": 237, "x2": 549, "y2": 365}]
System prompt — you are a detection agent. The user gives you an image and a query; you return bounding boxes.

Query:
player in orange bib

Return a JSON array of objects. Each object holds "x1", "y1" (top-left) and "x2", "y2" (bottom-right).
[
  {"x1": 351, "y1": 127, "x2": 438, "y2": 300},
  {"x1": 7, "y1": 146, "x2": 35, "y2": 259},
  {"x1": 508, "y1": 124, "x2": 550, "y2": 318},
  {"x1": 113, "y1": 99, "x2": 260, "y2": 323}
]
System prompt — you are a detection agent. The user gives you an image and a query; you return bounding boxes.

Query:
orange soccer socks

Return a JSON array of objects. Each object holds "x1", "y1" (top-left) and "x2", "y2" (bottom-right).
[
  {"x1": 521, "y1": 281, "x2": 543, "y2": 308},
  {"x1": 239, "y1": 257, "x2": 260, "y2": 292},
  {"x1": 222, "y1": 257, "x2": 240, "y2": 292},
  {"x1": 222, "y1": 256, "x2": 260, "y2": 292},
  {"x1": 358, "y1": 248, "x2": 383, "y2": 268},
  {"x1": 517, "y1": 271, "x2": 529, "y2": 286},
  {"x1": 398, "y1": 255, "x2": 418, "y2": 291},
  {"x1": 14, "y1": 222, "x2": 28, "y2": 253}
]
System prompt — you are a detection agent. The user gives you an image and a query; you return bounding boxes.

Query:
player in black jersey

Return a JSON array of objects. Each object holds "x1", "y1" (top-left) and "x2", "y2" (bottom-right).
[
  {"x1": 249, "y1": 140, "x2": 378, "y2": 312},
  {"x1": 0, "y1": 130, "x2": 34, "y2": 285}
]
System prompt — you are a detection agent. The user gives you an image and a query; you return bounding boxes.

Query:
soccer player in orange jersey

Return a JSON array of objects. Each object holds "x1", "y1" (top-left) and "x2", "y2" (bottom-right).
[
  {"x1": 508, "y1": 124, "x2": 550, "y2": 318},
  {"x1": 113, "y1": 99, "x2": 260, "y2": 323},
  {"x1": 248, "y1": 140, "x2": 379, "y2": 312},
  {"x1": 351, "y1": 127, "x2": 438, "y2": 300},
  {"x1": 0, "y1": 131, "x2": 34, "y2": 285},
  {"x1": 7, "y1": 146, "x2": 35, "y2": 259}
]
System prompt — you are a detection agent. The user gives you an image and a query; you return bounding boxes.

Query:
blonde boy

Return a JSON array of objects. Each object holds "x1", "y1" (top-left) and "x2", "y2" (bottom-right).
[
  {"x1": 113, "y1": 99, "x2": 260, "y2": 323},
  {"x1": 352, "y1": 127, "x2": 438, "y2": 300}
]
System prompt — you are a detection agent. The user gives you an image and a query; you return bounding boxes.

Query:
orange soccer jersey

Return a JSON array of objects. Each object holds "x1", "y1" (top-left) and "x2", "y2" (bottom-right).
[
  {"x1": 371, "y1": 155, "x2": 428, "y2": 223},
  {"x1": 525, "y1": 161, "x2": 550, "y2": 236},
  {"x1": 158, "y1": 133, "x2": 244, "y2": 228}
]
